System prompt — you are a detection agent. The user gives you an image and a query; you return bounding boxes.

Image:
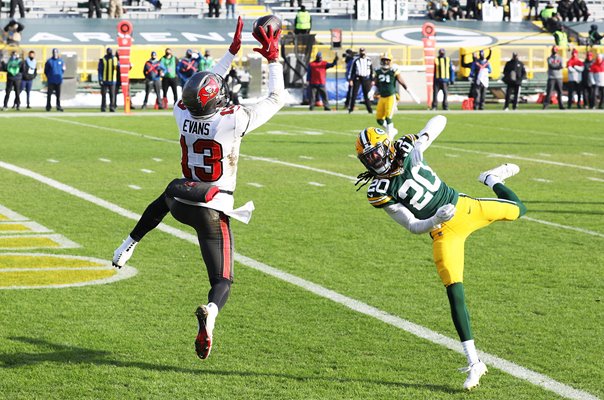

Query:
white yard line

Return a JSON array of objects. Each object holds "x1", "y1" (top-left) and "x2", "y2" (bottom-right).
[
  {"x1": 0, "y1": 159, "x2": 600, "y2": 400},
  {"x1": 521, "y1": 217, "x2": 604, "y2": 239}
]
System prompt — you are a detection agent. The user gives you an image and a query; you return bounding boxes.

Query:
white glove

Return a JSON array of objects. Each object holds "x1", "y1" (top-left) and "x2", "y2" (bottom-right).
[
  {"x1": 409, "y1": 137, "x2": 427, "y2": 167},
  {"x1": 433, "y1": 204, "x2": 456, "y2": 224}
]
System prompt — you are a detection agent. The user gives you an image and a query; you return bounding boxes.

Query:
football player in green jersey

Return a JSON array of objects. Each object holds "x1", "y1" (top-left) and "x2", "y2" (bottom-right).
[
  {"x1": 374, "y1": 52, "x2": 408, "y2": 140},
  {"x1": 355, "y1": 116, "x2": 527, "y2": 390}
]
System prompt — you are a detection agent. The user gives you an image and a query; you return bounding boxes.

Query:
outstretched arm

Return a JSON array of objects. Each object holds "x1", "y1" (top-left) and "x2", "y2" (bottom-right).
[
  {"x1": 384, "y1": 203, "x2": 456, "y2": 234},
  {"x1": 408, "y1": 115, "x2": 447, "y2": 166},
  {"x1": 237, "y1": 25, "x2": 284, "y2": 135}
]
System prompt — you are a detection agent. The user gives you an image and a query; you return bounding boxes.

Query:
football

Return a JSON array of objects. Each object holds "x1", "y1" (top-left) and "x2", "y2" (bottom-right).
[{"x1": 252, "y1": 15, "x2": 282, "y2": 38}]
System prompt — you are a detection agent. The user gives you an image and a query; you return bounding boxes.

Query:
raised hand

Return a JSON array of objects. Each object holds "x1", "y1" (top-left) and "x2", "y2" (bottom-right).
[
  {"x1": 229, "y1": 16, "x2": 244, "y2": 55},
  {"x1": 253, "y1": 25, "x2": 281, "y2": 62}
]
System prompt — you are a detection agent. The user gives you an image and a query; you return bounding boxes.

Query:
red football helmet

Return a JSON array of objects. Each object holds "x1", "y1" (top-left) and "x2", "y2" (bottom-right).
[{"x1": 182, "y1": 71, "x2": 229, "y2": 118}]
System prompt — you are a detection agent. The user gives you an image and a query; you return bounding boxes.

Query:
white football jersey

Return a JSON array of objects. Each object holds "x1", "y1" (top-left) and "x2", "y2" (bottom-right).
[{"x1": 172, "y1": 61, "x2": 284, "y2": 223}]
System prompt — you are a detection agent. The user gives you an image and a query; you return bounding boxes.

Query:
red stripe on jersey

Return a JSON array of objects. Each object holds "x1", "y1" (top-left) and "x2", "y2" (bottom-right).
[{"x1": 219, "y1": 215, "x2": 231, "y2": 279}]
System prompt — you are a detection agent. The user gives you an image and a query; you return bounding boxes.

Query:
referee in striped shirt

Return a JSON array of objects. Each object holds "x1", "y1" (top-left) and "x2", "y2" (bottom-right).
[{"x1": 347, "y1": 48, "x2": 374, "y2": 114}]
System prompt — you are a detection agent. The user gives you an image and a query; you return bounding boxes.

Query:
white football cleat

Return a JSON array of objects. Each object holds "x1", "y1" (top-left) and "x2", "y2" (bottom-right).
[
  {"x1": 461, "y1": 361, "x2": 488, "y2": 390},
  {"x1": 478, "y1": 163, "x2": 520, "y2": 186},
  {"x1": 194, "y1": 304, "x2": 217, "y2": 360},
  {"x1": 112, "y1": 236, "x2": 137, "y2": 268}
]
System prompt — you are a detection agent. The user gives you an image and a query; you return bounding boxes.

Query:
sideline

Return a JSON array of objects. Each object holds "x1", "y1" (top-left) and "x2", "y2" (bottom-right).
[{"x1": 0, "y1": 159, "x2": 599, "y2": 400}]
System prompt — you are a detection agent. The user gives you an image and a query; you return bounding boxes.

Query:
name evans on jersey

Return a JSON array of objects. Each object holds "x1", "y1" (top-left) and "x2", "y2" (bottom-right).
[{"x1": 182, "y1": 119, "x2": 211, "y2": 136}]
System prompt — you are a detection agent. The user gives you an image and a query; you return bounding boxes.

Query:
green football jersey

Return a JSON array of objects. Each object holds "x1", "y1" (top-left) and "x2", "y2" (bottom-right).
[
  {"x1": 366, "y1": 156, "x2": 459, "y2": 220},
  {"x1": 375, "y1": 67, "x2": 399, "y2": 97}
]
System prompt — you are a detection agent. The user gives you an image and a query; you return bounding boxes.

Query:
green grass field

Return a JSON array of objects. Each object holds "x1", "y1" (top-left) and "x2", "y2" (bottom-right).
[{"x1": 0, "y1": 109, "x2": 602, "y2": 400}]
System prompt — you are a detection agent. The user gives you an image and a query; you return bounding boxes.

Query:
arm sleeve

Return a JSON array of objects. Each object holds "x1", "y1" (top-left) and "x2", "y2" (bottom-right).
[
  {"x1": 236, "y1": 62, "x2": 285, "y2": 136},
  {"x1": 211, "y1": 51, "x2": 235, "y2": 78},
  {"x1": 417, "y1": 115, "x2": 447, "y2": 151},
  {"x1": 384, "y1": 204, "x2": 441, "y2": 235}
]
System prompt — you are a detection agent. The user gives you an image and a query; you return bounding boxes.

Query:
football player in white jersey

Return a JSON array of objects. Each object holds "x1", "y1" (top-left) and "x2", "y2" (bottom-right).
[{"x1": 112, "y1": 17, "x2": 284, "y2": 360}]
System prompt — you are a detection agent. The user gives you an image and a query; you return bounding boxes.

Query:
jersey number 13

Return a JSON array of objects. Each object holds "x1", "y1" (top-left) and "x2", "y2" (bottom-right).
[{"x1": 180, "y1": 136, "x2": 224, "y2": 182}]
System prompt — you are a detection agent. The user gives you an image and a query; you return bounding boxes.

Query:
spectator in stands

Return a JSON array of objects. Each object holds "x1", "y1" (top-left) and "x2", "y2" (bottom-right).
[
  {"x1": 307, "y1": 52, "x2": 337, "y2": 111},
  {"x1": 88, "y1": 0, "x2": 102, "y2": 18},
  {"x1": 109, "y1": 0, "x2": 123, "y2": 18},
  {"x1": 226, "y1": 68, "x2": 241, "y2": 105},
  {"x1": 3, "y1": 20, "x2": 24, "y2": 46},
  {"x1": 528, "y1": 0, "x2": 539, "y2": 20},
  {"x1": 344, "y1": 49, "x2": 356, "y2": 109},
  {"x1": 502, "y1": 0, "x2": 514, "y2": 22},
  {"x1": 207, "y1": 0, "x2": 222, "y2": 18},
  {"x1": 540, "y1": 2, "x2": 556, "y2": 25},
  {"x1": 226, "y1": 0, "x2": 236, "y2": 19},
  {"x1": 294, "y1": 6, "x2": 312, "y2": 35},
  {"x1": 426, "y1": 0, "x2": 446, "y2": 21},
  {"x1": 588, "y1": 25, "x2": 603, "y2": 46},
  {"x1": 570, "y1": 0, "x2": 589, "y2": 21},
  {"x1": 20, "y1": 50, "x2": 37, "y2": 109},
  {"x1": 556, "y1": 0, "x2": 571, "y2": 21},
  {"x1": 142, "y1": 51, "x2": 164, "y2": 110},
  {"x1": 502, "y1": 52, "x2": 526, "y2": 111},
  {"x1": 447, "y1": 0, "x2": 463, "y2": 19},
  {"x1": 470, "y1": 50, "x2": 491, "y2": 110},
  {"x1": 44, "y1": 48, "x2": 65, "y2": 112},
  {"x1": 146, "y1": 0, "x2": 162, "y2": 9},
  {"x1": 1, "y1": 51, "x2": 22, "y2": 111},
  {"x1": 98, "y1": 47, "x2": 119, "y2": 112},
  {"x1": 177, "y1": 49, "x2": 199, "y2": 86},
  {"x1": 466, "y1": 0, "x2": 479, "y2": 19},
  {"x1": 432, "y1": 48, "x2": 454, "y2": 111},
  {"x1": 581, "y1": 52, "x2": 595, "y2": 109},
  {"x1": 160, "y1": 48, "x2": 178, "y2": 107},
  {"x1": 590, "y1": 53, "x2": 604, "y2": 109},
  {"x1": 347, "y1": 47, "x2": 373, "y2": 114},
  {"x1": 543, "y1": 45, "x2": 565, "y2": 110},
  {"x1": 9, "y1": 0, "x2": 24, "y2": 19},
  {"x1": 566, "y1": 48, "x2": 584, "y2": 108},
  {"x1": 200, "y1": 50, "x2": 215, "y2": 71},
  {"x1": 545, "y1": 13, "x2": 562, "y2": 34}
]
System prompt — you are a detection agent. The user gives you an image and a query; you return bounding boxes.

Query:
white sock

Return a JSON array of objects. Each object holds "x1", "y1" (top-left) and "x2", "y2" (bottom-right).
[
  {"x1": 484, "y1": 175, "x2": 502, "y2": 189},
  {"x1": 206, "y1": 302, "x2": 219, "y2": 318},
  {"x1": 462, "y1": 339, "x2": 479, "y2": 365},
  {"x1": 204, "y1": 303, "x2": 219, "y2": 335}
]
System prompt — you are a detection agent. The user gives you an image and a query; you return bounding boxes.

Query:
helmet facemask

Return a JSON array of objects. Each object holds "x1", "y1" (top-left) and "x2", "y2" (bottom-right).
[
  {"x1": 358, "y1": 141, "x2": 392, "y2": 175},
  {"x1": 380, "y1": 58, "x2": 391, "y2": 70}
]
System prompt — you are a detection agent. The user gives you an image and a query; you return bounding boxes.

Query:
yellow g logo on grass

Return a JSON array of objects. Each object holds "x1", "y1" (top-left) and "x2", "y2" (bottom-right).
[{"x1": 0, "y1": 253, "x2": 137, "y2": 290}]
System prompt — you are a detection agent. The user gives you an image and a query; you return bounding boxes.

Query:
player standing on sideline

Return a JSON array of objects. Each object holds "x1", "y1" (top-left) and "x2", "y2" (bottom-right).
[
  {"x1": 111, "y1": 17, "x2": 284, "y2": 360},
  {"x1": 373, "y1": 52, "x2": 408, "y2": 140},
  {"x1": 355, "y1": 116, "x2": 527, "y2": 390}
]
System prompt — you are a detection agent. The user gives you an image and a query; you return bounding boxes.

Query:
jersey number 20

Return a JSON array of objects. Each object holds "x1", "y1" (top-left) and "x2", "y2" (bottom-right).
[
  {"x1": 180, "y1": 136, "x2": 224, "y2": 182},
  {"x1": 399, "y1": 165, "x2": 441, "y2": 211}
]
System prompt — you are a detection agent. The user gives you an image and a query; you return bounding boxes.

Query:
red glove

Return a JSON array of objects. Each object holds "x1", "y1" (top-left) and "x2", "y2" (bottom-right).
[
  {"x1": 228, "y1": 16, "x2": 244, "y2": 55},
  {"x1": 253, "y1": 25, "x2": 281, "y2": 62}
]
